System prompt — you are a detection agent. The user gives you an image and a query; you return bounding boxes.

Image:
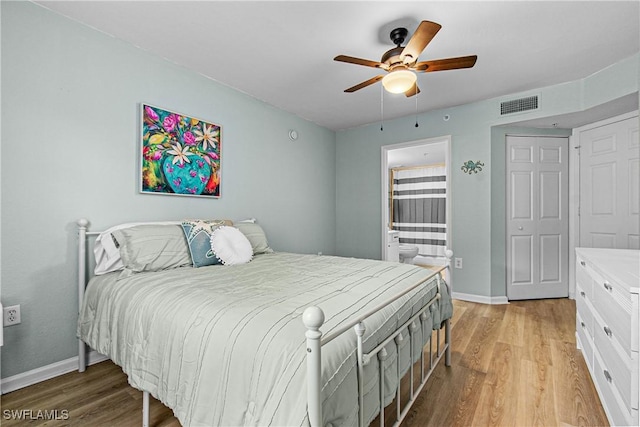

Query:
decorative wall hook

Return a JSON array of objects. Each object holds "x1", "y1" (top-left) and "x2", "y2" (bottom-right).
[{"x1": 461, "y1": 160, "x2": 484, "y2": 174}]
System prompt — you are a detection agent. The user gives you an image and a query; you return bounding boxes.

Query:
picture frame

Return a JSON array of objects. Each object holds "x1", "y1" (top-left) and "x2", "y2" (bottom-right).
[{"x1": 140, "y1": 103, "x2": 221, "y2": 198}]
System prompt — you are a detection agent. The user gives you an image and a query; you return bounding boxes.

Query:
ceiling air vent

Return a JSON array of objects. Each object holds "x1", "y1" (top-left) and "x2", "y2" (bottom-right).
[{"x1": 500, "y1": 95, "x2": 539, "y2": 115}]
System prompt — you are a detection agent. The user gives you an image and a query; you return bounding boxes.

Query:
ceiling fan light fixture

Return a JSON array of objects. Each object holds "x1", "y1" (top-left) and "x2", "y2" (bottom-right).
[{"x1": 381, "y1": 69, "x2": 417, "y2": 94}]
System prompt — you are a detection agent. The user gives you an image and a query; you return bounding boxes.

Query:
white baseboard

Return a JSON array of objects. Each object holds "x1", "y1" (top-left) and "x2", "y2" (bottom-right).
[
  {"x1": 1, "y1": 351, "x2": 108, "y2": 394},
  {"x1": 452, "y1": 292, "x2": 509, "y2": 305}
]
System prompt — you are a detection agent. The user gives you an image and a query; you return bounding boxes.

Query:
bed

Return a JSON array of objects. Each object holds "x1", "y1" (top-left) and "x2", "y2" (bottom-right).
[{"x1": 76, "y1": 219, "x2": 453, "y2": 427}]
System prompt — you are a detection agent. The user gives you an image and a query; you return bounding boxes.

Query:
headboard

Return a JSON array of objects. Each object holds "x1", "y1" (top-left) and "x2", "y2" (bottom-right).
[{"x1": 77, "y1": 219, "x2": 101, "y2": 372}]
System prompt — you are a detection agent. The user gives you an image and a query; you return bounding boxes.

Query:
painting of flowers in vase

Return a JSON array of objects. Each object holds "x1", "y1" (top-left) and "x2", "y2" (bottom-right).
[{"x1": 140, "y1": 104, "x2": 221, "y2": 197}]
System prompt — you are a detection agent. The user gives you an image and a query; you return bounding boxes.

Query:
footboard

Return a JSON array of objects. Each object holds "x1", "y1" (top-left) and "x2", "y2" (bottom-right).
[{"x1": 303, "y1": 252, "x2": 452, "y2": 427}]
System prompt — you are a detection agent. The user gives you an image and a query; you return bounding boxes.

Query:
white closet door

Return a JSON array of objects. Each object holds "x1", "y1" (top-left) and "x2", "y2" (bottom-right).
[
  {"x1": 506, "y1": 136, "x2": 569, "y2": 300},
  {"x1": 579, "y1": 115, "x2": 639, "y2": 249}
]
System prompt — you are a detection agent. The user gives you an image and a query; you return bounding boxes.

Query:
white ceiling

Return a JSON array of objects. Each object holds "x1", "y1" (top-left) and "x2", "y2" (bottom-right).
[{"x1": 34, "y1": 1, "x2": 639, "y2": 131}]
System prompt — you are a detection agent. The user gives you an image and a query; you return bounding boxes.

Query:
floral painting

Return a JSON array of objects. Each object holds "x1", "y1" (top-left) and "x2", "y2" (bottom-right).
[{"x1": 140, "y1": 104, "x2": 221, "y2": 197}]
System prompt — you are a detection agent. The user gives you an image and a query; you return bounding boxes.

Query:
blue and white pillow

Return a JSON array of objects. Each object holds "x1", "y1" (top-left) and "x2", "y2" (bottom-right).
[{"x1": 181, "y1": 220, "x2": 228, "y2": 267}]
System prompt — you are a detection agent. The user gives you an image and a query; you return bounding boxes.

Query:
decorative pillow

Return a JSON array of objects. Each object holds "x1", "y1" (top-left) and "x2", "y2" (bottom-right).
[
  {"x1": 234, "y1": 222, "x2": 273, "y2": 255},
  {"x1": 181, "y1": 219, "x2": 232, "y2": 267},
  {"x1": 210, "y1": 226, "x2": 253, "y2": 265},
  {"x1": 111, "y1": 224, "x2": 192, "y2": 276}
]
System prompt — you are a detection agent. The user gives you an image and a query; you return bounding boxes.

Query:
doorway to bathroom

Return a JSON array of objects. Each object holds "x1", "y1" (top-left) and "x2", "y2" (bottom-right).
[{"x1": 381, "y1": 136, "x2": 451, "y2": 267}]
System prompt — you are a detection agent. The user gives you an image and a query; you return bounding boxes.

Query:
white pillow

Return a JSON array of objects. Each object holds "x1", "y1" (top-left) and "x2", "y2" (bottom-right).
[
  {"x1": 210, "y1": 226, "x2": 253, "y2": 265},
  {"x1": 93, "y1": 221, "x2": 181, "y2": 275}
]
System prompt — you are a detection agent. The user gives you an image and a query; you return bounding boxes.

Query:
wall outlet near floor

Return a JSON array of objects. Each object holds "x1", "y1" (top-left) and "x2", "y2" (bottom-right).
[
  {"x1": 3, "y1": 305, "x2": 21, "y2": 326},
  {"x1": 454, "y1": 258, "x2": 463, "y2": 269}
]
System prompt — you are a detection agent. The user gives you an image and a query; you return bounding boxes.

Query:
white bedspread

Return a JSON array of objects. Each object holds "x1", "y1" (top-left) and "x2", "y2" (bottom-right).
[{"x1": 78, "y1": 252, "x2": 449, "y2": 426}]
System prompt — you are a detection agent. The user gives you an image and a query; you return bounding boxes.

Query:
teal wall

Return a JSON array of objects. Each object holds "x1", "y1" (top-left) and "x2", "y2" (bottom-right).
[
  {"x1": 0, "y1": 2, "x2": 335, "y2": 378},
  {"x1": 1, "y1": 0, "x2": 638, "y2": 381},
  {"x1": 336, "y1": 56, "x2": 638, "y2": 299}
]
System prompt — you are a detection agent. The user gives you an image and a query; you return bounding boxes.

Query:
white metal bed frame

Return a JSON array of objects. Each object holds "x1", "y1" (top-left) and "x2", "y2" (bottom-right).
[{"x1": 76, "y1": 219, "x2": 452, "y2": 427}]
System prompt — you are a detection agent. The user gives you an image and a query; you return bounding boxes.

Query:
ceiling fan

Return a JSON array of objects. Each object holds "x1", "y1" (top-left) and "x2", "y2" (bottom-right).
[{"x1": 334, "y1": 20, "x2": 477, "y2": 97}]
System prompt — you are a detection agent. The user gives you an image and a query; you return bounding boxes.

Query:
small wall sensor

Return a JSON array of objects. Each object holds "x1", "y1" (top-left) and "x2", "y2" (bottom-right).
[{"x1": 288, "y1": 129, "x2": 299, "y2": 141}]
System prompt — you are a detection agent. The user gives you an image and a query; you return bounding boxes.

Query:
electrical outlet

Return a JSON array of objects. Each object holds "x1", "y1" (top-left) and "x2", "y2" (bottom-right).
[
  {"x1": 454, "y1": 258, "x2": 463, "y2": 269},
  {"x1": 3, "y1": 305, "x2": 21, "y2": 326}
]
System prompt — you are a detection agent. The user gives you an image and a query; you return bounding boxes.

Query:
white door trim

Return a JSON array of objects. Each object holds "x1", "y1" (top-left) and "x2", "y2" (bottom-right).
[
  {"x1": 573, "y1": 111, "x2": 639, "y2": 134},
  {"x1": 380, "y1": 136, "x2": 452, "y2": 261},
  {"x1": 568, "y1": 132, "x2": 579, "y2": 299}
]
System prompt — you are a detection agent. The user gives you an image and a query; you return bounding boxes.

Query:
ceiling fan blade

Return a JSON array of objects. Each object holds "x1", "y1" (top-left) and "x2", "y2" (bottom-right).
[
  {"x1": 334, "y1": 55, "x2": 387, "y2": 69},
  {"x1": 400, "y1": 21, "x2": 442, "y2": 64},
  {"x1": 413, "y1": 55, "x2": 478, "y2": 72},
  {"x1": 405, "y1": 83, "x2": 420, "y2": 97},
  {"x1": 344, "y1": 75, "x2": 384, "y2": 93}
]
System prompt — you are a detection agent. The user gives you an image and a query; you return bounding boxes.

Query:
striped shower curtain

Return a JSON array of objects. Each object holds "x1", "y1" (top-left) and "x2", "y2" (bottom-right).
[{"x1": 392, "y1": 166, "x2": 447, "y2": 257}]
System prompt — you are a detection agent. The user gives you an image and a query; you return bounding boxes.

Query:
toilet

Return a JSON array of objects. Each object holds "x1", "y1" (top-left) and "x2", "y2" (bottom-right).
[{"x1": 398, "y1": 245, "x2": 419, "y2": 264}]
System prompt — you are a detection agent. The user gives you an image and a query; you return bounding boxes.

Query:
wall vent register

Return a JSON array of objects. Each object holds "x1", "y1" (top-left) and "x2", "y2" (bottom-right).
[{"x1": 500, "y1": 95, "x2": 539, "y2": 115}]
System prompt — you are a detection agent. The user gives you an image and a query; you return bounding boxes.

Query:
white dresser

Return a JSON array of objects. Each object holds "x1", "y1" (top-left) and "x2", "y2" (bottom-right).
[{"x1": 575, "y1": 248, "x2": 640, "y2": 426}]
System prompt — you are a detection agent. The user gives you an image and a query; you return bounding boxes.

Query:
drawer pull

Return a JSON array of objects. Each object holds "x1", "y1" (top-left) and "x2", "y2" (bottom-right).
[
  {"x1": 580, "y1": 261, "x2": 586, "y2": 267},
  {"x1": 604, "y1": 369, "x2": 612, "y2": 383},
  {"x1": 580, "y1": 291, "x2": 585, "y2": 298},
  {"x1": 603, "y1": 326, "x2": 612, "y2": 337},
  {"x1": 603, "y1": 282, "x2": 612, "y2": 291}
]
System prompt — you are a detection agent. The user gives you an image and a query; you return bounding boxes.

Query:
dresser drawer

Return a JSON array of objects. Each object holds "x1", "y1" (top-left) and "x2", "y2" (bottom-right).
[
  {"x1": 592, "y1": 275, "x2": 634, "y2": 353},
  {"x1": 576, "y1": 284, "x2": 593, "y2": 336},
  {"x1": 576, "y1": 256, "x2": 593, "y2": 299},
  {"x1": 594, "y1": 318, "x2": 634, "y2": 410},
  {"x1": 575, "y1": 248, "x2": 640, "y2": 427},
  {"x1": 576, "y1": 312, "x2": 593, "y2": 370},
  {"x1": 594, "y1": 350, "x2": 634, "y2": 427}
]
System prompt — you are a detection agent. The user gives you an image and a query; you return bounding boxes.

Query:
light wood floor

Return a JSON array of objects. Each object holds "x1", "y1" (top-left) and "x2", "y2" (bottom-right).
[{"x1": 1, "y1": 299, "x2": 608, "y2": 427}]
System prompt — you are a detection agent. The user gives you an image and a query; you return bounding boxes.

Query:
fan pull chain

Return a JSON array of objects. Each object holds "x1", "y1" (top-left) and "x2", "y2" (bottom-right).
[
  {"x1": 380, "y1": 84, "x2": 384, "y2": 131},
  {"x1": 415, "y1": 88, "x2": 419, "y2": 128}
]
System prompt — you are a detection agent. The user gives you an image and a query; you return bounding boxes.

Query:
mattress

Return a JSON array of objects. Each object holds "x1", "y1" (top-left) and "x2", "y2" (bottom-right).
[{"x1": 78, "y1": 252, "x2": 452, "y2": 426}]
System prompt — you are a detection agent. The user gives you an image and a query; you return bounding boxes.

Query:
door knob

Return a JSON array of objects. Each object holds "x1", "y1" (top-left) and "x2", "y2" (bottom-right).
[{"x1": 518, "y1": 226, "x2": 523, "y2": 230}]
